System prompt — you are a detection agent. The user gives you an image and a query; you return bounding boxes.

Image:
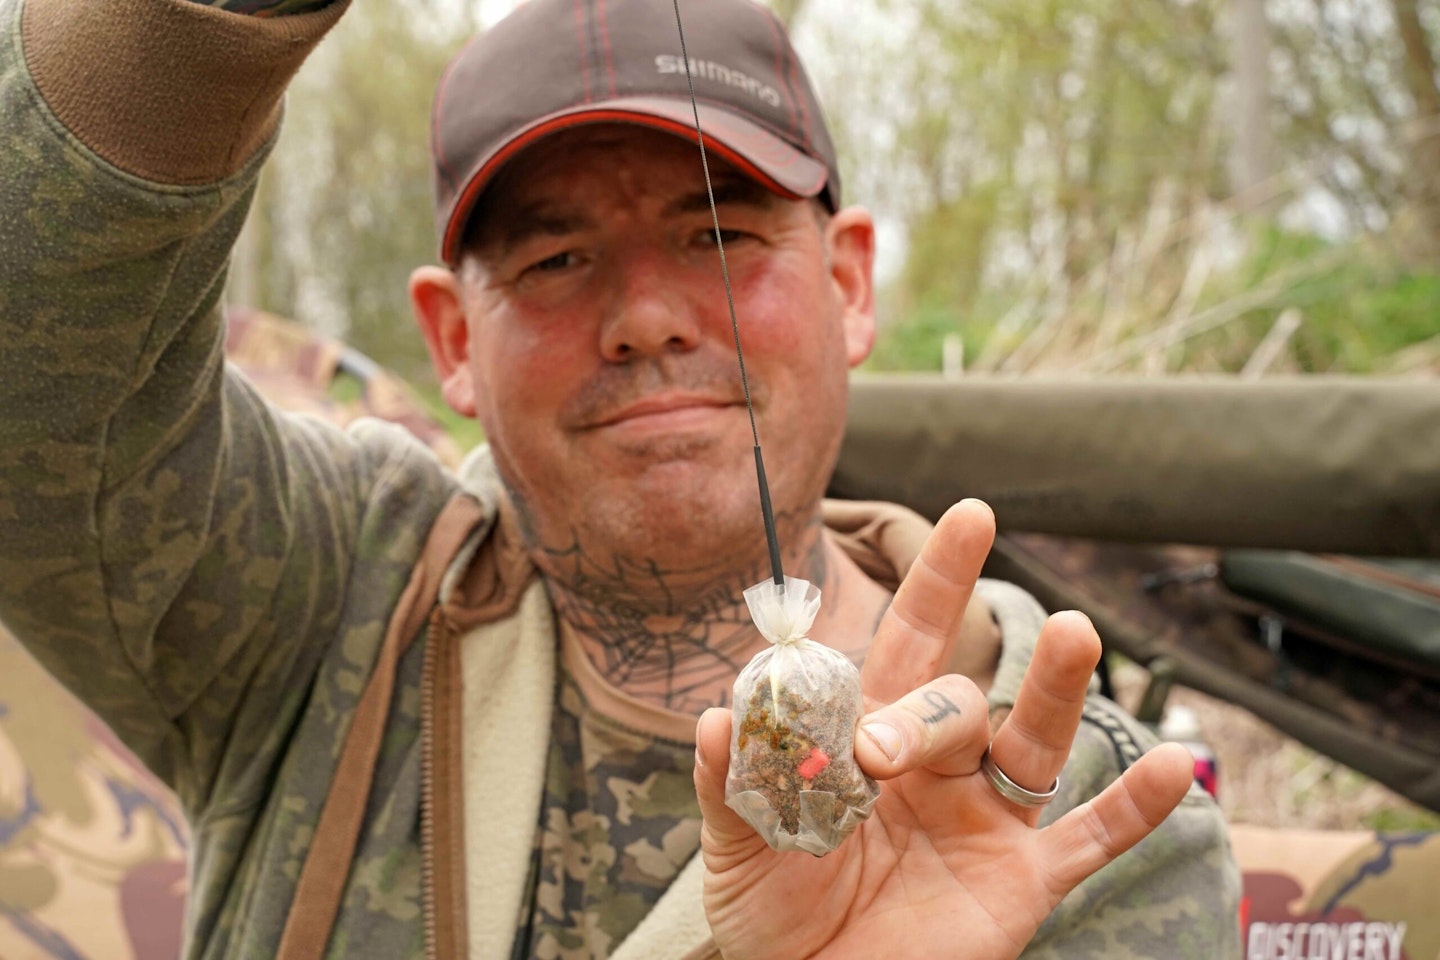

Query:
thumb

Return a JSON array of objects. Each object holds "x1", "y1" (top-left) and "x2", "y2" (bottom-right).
[{"x1": 694, "y1": 707, "x2": 767, "y2": 862}]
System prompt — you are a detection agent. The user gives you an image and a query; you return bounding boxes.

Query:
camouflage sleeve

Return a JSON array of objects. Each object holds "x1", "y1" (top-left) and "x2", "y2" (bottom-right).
[
  {"x1": 976, "y1": 580, "x2": 1243, "y2": 957},
  {"x1": 1024, "y1": 697, "x2": 1243, "y2": 959},
  {"x1": 0, "y1": 0, "x2": 448, "y2": 820}
]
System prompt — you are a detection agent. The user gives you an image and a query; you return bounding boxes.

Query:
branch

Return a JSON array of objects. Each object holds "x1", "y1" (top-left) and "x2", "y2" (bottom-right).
[{"x1": 1075, "y1": 247, "x2": 1349, "y2": 373}]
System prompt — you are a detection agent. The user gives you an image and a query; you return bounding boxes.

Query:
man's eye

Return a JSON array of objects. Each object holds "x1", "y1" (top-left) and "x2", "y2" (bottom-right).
[
  {"x1": 528, "y1": 251, "x2": 578, "y2": 273},
  {"x1": 698, "y1": 228, "x2": 750, "y2": 247}
]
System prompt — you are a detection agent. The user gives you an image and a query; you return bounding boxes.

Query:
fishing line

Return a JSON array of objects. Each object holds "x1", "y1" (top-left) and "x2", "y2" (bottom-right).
[{"x1": 670, "y1": 0, "x2": 786, "y2": 589}]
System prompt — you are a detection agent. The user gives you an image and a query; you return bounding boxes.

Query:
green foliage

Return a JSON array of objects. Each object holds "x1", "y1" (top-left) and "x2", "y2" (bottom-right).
[
  {"x1": 865, "y1": 292, "x2": 1016, "y2": 373},
  {"x1": 871, "y1": 225, "x2": 1440, "y2": 375},
  {"x1": 1236, "y1": 231, "x2": 1440, "y2": 372},
  {"x1": 1173, "y1": 228, "x2": 1440, "y2": 374},
  {"x1": 898, "y1": 190, "x2": 1001, "y2": 320},
  {"x1": 1362, "y1": 805, "x2": 1440, "y2": 832},
  {"x1": 326, "y1": 371, "x2": 366, "y2": 405},
  {"x1": 864, "y1": 300, "x2": 960, "y2": 372},
  {"x1": 414, "y1": 384, "x2": 487, "y2": 453}
]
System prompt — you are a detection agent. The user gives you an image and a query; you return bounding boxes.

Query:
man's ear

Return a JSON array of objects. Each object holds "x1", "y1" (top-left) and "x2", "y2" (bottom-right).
[
  {"x1": 825, "y1": 206, "x2": 877, "y2": 368},
  {"x1": 409, "y1": 265, "x2": 477, "y2": 418}
]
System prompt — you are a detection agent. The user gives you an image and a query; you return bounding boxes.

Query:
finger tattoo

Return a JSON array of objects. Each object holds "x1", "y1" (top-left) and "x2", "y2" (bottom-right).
[{"x1": 921, "y1": 691, "x2": 962, "y2": 725}]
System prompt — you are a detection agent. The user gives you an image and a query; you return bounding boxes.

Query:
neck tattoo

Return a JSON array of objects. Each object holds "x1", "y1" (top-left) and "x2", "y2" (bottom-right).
[{"x1": 533, "y1": 516, "x2": 828, "y2": 714}]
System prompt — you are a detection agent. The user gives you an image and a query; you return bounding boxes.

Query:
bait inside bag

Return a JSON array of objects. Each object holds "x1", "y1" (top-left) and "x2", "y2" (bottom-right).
[{"x1": 725, "y1": 576, "x2": 880, "y2": 856}]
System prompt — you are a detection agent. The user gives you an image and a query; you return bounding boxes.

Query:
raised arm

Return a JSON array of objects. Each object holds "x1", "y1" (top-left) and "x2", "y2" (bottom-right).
[{"x1": 0, "y1": 0, "x2": 453, "y2": 816}]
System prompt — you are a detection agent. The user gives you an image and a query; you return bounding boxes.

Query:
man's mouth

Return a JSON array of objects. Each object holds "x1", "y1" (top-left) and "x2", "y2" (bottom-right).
[{"x1": 588, "y1": 392, "x2": 738, "y2": 432}]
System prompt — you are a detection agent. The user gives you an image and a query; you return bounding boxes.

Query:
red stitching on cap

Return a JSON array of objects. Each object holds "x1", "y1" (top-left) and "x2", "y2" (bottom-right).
[
  {"x1": 762, "y1": 6, "x2": 809, "y2": 147},
  {"x1": 572, "y1": 0, "x2": 593, "y2": 103},
  {"x1": 596, "y1": 0, "x2": 617, "y2": 99}
]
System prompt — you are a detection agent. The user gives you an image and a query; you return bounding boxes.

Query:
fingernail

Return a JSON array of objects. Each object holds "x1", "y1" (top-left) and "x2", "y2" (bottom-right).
[
  {"x1": 694, "y1": 743, "x2": 707, "y2": 769},
  {"x1": 861, "y1": 722, "x2": 902, "y2": 761}
]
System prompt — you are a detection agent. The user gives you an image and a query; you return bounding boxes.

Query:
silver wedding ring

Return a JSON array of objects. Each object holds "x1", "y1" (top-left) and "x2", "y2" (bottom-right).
[{"x1": 981, "y1": 746, "x2": 1059, "y2": 808}]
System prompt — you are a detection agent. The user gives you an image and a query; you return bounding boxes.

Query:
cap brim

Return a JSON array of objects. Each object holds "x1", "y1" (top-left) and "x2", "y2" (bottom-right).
[{"x1": 441, "y1": 96, "x2": 829, "y2": 266}]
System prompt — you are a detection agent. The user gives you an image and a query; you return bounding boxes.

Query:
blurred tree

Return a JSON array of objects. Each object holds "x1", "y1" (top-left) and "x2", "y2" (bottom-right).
[
  {"x1": 225, "y1": 0, "x2": 1436, "y2": 383},
  {"x1": 232, "y1": 0, "x2": 477, "y2": 382},
  {"x1": 804, "y1": 0, "x2": 1437, "y2": 375},
  {"x1": 1269, "y1": 0, "x2": 1440, "y2": 254},
  {"x1": 1231, "y1": 0, "x2": 1278, "y2": 200},
  {"x1": 1388, "y1": 0, "x2": 1440, "y2": 252},
  {"x1": 813, "y1": 0, "x2": 1230, "y2": 368}
]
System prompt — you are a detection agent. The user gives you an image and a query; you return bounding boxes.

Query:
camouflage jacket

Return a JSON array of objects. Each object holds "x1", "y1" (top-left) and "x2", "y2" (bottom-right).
[{"x1": 0, "y1": 0, "x2": 1239, "y2": 956}]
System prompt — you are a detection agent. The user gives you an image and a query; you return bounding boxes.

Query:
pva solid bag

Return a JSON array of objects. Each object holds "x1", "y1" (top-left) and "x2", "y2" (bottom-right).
[{"x1": 725, "y1": 577, "x2": 880, "y2": 856}]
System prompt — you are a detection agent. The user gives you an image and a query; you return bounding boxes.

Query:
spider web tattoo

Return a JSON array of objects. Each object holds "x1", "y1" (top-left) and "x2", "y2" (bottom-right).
[{"x1": 536, "y1": 512, "x2": 828, "y2": 713}]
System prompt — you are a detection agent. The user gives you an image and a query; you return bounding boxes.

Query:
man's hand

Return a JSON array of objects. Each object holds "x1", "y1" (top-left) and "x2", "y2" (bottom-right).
[{"x1": 693, "y1": 499, "x2": 1194, "y2": 960}]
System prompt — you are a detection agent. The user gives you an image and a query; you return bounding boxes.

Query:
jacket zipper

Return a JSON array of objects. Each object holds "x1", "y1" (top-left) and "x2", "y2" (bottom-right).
[{"x1": 420, "y1": 608, "x2": 446, "y2": 960}]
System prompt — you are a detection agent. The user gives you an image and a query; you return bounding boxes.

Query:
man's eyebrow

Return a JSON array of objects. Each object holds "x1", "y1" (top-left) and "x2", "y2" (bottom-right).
[
  {"x1": 667, "y1": 178, "x2": 779, "y2": 215},
  {"x1": 482, "y1": 205, "x2": 595, "y2": 256},
  {"x1": 470, "y1": 179, "x2": 775, "y2": 256}
]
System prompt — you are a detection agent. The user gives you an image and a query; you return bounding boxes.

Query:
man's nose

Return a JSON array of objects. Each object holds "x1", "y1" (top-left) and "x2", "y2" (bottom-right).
[{"x1": 598, "y1": 248, "x2": 704, "y2": 361}]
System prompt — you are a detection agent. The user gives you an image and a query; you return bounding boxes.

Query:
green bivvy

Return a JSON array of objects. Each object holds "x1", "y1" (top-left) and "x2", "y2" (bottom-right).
[{"x1": 832, "y1": 375, "x2": 1440, "y2": 812}]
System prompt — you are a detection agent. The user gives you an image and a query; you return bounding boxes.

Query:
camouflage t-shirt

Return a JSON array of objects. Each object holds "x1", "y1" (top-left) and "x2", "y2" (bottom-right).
[{"x1": 514, "y1": 629, "x2": 703, "y2": 960}]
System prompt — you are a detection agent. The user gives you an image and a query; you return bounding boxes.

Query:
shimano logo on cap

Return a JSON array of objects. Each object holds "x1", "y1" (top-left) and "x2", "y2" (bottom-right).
[{"x1": 656, "y1": 55, "x2": 782, "y2": 108}]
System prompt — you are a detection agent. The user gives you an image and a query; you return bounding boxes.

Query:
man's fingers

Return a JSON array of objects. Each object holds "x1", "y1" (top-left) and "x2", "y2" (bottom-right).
[
  {"x1": 854, "y1": 674, "x2": 990, "y2": 779},
  {"x1": 1038, "y1": 743, "x2": 1194, "y2": 896},
  {"x1": 693, "y1": 708, "x2": 766, "y2": 862},
  {"x1": 988, "y1": 611, "x2": 1101, "y2": 813},
  {"x1": 862, "y1": 500, "x2": 995, "y2": 705}
]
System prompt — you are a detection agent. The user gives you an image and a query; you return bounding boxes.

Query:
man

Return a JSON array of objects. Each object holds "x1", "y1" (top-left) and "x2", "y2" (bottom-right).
[{"x1": 0, "y1": 0, "x2": 1239, "y2": 957}]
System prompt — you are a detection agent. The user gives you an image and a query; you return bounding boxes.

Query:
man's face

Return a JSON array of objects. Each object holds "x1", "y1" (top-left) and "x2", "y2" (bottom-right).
[{"x1": 414, "y1": 124, "x2": 875, "y2": 584}]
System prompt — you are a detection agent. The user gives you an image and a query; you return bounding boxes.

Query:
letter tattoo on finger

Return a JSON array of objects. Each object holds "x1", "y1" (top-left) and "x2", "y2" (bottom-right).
[{"x1": 921, "y1": 691, "x2": 961, "y2": 725}]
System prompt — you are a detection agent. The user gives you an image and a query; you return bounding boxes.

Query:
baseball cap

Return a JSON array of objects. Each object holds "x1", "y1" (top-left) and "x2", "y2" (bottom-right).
[{"x1": 430, "y1": 0, "x2": 841, "y2": 267}]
